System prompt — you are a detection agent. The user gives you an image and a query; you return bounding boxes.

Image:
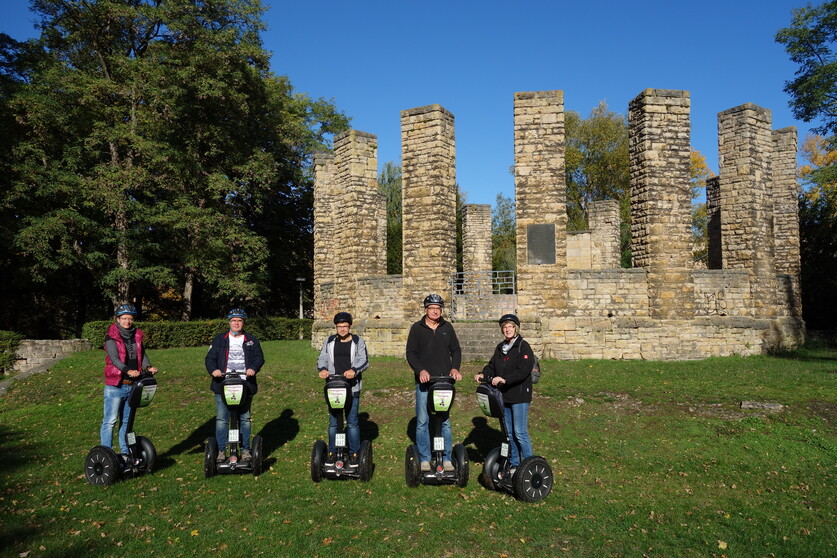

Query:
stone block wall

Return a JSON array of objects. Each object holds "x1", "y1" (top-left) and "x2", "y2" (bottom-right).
[
  {"x1": 13, "y1": 339, "x2": 92, "y2": 373},
  {"x1": 462, "y1": 204, "x2": 492, "y2": 273},
  {"x1": 589, "y1": 199, "x2": 621, "y2": 269},
  {"x1": 628, "y1": 89, "x2": 695, "y2": 319},
  {"x1": 311, "y1": 90, "x2": 804, "y2": 361},
  {"x1": 401, "y1": 105, "x2": 457, "y2": 314},
  {"x1": 718, "y1": 104, "x2": 779, "y2": 318},
  {"x1": 514, "y1": 90, "x2": 568, "y2": 320},
  {"x1": 567, "y1": 269, "x2": 648, "y2": 317}
]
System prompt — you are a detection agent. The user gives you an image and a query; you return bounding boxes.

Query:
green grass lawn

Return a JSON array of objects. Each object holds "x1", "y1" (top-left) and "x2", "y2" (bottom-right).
[{"x1": 1, "y1": 341, "x2": 835, "y2": 557}]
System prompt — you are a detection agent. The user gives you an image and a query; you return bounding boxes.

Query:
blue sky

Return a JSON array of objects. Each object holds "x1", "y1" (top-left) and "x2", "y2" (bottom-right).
[{"x1": 2, "y1": 0, "x2": 816, "y2": 206}]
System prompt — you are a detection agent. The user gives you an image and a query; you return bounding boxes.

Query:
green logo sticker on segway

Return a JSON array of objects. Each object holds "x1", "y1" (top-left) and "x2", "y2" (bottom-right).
[
  {"x1": 477, "y1": 392, "x2": 491, "y2": 416},
  {"x1": 224, "y1": 384, "x2": 245, "y2": 406},
  {"x1": 327, "y1": 387, "x2": 347, "y2": 409},
  {"x1": 433, "y1": 389, "x2": 453, "y2": 412},
  {"x1": 139, "y1": 384, "x2": 157, "y2": 407}
]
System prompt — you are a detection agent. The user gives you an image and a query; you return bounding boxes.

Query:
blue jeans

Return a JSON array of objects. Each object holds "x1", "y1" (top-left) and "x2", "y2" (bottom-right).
[
  {"x1": 100, "y1": 384, "x2": 133, "y2": 454},
  {"x1": 415, "y1": 384, "x2": 452, "y2": 463},
  {"x1": 328, "y1": 392, "x2": 360, "y2": 454},
  {"x1": 215, "y1": 394, "x2": 252, "y2": 451},
  {"x1": 504, "y1": 402, "x2": 533, "y2": 466}
]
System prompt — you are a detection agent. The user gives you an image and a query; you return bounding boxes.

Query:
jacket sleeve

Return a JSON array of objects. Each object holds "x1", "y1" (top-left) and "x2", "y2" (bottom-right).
[
  {"x1": 448, "y1": 326, "x2": 462, "y2": 370},
  {"x1": 248, "y1": 336, "x2": 265, "y2": 373},
  {"x1": 352, "y1": 336, "x2": 369, "y2": 374},
  {"x1": 504, "y1": 339, "x2": 534, "y2": 386},
  {"x1": 481, "y1": 344, "x2": 501, "y2": 378},
  {"x1": 205, "y1": 334, "x2": 220, "y2": 374},
  {"x1": 105, "y1": 338, "x2": 129, "y2": 373},
  {"x1": 316, "y1": 337, "x2": 331, "y2": 372},
  {"x1": 141, "y1": 352, "x2": 152, "y2": 371},
  {"x1": 405, "y1": 322, "x2": 424, "y2": 375}
]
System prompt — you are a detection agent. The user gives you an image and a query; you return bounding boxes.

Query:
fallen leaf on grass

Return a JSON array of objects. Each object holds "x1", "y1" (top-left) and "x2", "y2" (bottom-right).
[{"x1": 718, "y1": 540, "x2": 728, "y2": 550}]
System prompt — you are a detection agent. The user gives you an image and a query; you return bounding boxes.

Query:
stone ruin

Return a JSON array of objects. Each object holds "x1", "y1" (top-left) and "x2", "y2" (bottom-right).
[{"x1": 311, "y1": 89, "x2": 804, "y2": 361}]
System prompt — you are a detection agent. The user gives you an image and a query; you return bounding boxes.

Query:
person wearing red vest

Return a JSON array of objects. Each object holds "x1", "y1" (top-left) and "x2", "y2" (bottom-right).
[{"x1": 100, "y1": 304, "x2": 158, "y2": 455}]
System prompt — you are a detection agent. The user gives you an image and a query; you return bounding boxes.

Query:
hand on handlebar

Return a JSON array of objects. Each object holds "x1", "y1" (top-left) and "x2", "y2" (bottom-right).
[
  {"x1": 449, "y1": 369, "x2": 462, "y2": 381},
  {"x1": 318, "y1": 369, "x2": 329, "y2": 379},
  {"x1": 492, "y1": 376, "x2": 506, "y2": 386},
  {"x1": 419, "y1": 370, "x2": 430, "y2": 383},
  {"x1": 344, "y1": 369, "x2": 356, "y2": 379},
  {"x1": 474, "y1": 373, "x2": 484, "y2": 382},
  {"x1": 212, "y1": 369, "x2": 223, "y2": 378}
]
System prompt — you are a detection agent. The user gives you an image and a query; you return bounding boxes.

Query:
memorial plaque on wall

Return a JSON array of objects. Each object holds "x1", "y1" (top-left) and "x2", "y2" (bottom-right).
[{"x1": 527, "y1": 223, "x2": 556, "y2": 264}]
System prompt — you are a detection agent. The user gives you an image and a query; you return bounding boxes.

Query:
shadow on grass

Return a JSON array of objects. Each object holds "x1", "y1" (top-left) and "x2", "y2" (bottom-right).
[
  {"x1": 0, "y1": 425, "x2": 40, "y2": 487},
  {"x1": 463, "y1": 416, "x2": 503, "y2": 463},
  {"x1": 258, "y1": 408, "x2": 299, "y2": 469},
  {"x1": 163, "y1": 418, "x2": 214, "y2": 460}
]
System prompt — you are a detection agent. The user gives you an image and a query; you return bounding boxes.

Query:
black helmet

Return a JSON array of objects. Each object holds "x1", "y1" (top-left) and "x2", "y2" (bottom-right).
[
  {"x1": 333, "y1": 312, "x2": 353, "y2": 325},
  {"x1": 423, "y1": 293, "x2": 444, "y2": 308},
  {"x1": 115, "y1": 304, "x2": 137, "y2": 317},
  {"x1": 226, "y1": 308, "x2": 247, "y2": 319},
  {"x1": 498, "y1": 313, "x2": 520, "y2": 327}
]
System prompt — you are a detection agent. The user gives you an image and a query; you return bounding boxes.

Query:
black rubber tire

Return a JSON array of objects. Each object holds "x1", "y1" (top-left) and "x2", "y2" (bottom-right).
[
  {"x1": 137, "y1": 436, "x2": 157, "y2": 474},
  {"x1": 479, "y1": 447, "x2": 500, "y2": 491},
  {"x1": 358, "y1": 440, "x2": 373, "y2": 482},
  {"x1": 513, "y1": 456, "x2": 553, "y2": 503},
  {"x1": 405, "y1": 444, "x2": 421, "y2": 487},
  {"x1": 311, "y1": 440, "x2": 326, "y2": 483},
  {"x1": 204, "y1": 438, "x2": 218, "y2": 479},
  {"x1": 85, "y1": 446, "x2": 120, "y2": 487},
  {"x1": 453, "y1": 443, "x2": 469, "y2": 488},
  {"x1": 251, "y1": 435, "x2": 264, "y2": 476}
]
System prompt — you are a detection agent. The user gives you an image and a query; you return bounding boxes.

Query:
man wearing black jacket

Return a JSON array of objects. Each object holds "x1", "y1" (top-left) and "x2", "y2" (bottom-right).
[
  {"x1": 205, "y1": 308, "x2": 265, "y2": 463},
  {"x1": 406, "y1": 294, "x2": 462, "y2": 472}
]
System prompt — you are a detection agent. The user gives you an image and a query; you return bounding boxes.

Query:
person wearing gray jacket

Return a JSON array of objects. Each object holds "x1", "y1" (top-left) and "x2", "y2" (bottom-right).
[{"x1": 317, "y1": 312, "x2": 369, "y2": 466}]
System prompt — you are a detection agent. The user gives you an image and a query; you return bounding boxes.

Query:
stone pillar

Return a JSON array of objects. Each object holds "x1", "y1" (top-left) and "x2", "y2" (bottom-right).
[
  {"x1": 329, "y1": 130, "x2": 383, "y2": 315},
  {"x1": 313, "y1": 153, "x2": 338, "y2": 320},
  {"x1": 462, "y1": 204, "x2": 493, "y2": 273},
  {"x1": 706, "y1": 176, "x2": 722, "y2": 270},
  {"x1": 718, "y1": 104, "x2": 779, "y2": 317},
  {"x1": 628, "y1": 89, "x2": 695, "y2": 319},
  {"x1": 401, "y1": 105, "x2": 457, "y2": 315},
  {"x1": 588, "y1": 199, "x2": 621, "y2": 269},
  {"x1": 772, "y1": 127, "x2": 802, "y2": 317},
  {"x1": 514, "y1": 90, "x2": 567, "y2": 319}
]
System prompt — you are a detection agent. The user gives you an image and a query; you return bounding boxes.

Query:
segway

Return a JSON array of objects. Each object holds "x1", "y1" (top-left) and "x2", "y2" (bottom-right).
[
  {"x1": 476, "y1": 379, "x2": 553, "y2": 502},
  {"x1": 85, "y1": 370, "x2": 158, "y2": 486},
  {"x1": 204, "y1": 371, "x2": 263, "y2": 477},
  {"x1": 311, "y1": 373, "x2": 373, "y2": 482},
  {"x1": 405, "y1": 376, "x2": 468, "y2": 488}
]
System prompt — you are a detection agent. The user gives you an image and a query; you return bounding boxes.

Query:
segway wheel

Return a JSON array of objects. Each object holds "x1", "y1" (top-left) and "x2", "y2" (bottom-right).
[
  {"x1": 311, "y1": 440, "x2": 326, "y2": 483},
  {"x1": 137, "y1": 436, "x2": 157, "y2": 474},
  {"x1": 479, "y1": 447, "x2": 501, "y2": 491},
  {"x1": 204, "y1": 438, "x2": 218, "y2": 478},
  {"x1": 358, "y1": 440, "x2": 373, "y2": 482},
  {"x1": 513, "y1": 456, "x2": 553, "y2": 503},
  {"x1": 453, "y1": 443, "x2": 469, "y2": 488},
  {"x1": 85, "y1": 446, "x2": 119, "y2": 487},
  {"x1": 251, "y1": 435, "x2": 263, "y2": 477},
  {"x1": 405, "y1": 444, "x2": 421, "y2": 488}
]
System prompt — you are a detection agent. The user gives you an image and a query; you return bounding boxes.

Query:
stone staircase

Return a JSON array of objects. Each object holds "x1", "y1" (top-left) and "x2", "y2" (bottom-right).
[{"x1": 453, "y1": 321, "x2": 500, "y2": 363}]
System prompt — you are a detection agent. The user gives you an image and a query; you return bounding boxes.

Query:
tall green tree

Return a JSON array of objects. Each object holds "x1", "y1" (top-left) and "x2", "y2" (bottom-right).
[
  {"x1": 0, "y1": 0, "x2": 348, "y2": 334},
  {"x1": 491, "y1": 193, "x2": 516, "y2": 272},
  {"x1": 378, "y1": 161, "x2": 402, "y2": 274},
  {"x1": 776, "y1": 1, "x2": 837, "y2": 329}
]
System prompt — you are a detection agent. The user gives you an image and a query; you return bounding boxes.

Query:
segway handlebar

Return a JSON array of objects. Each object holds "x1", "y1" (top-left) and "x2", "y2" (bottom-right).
[{"x1": 423, "y1": 375, "x2": 457, "y2": 384}]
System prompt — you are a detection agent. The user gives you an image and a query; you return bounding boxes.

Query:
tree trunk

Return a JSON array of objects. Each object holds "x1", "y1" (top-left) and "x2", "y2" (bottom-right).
[{"x1": 181, "y1": 268, "x2": 194, "y2": 321}]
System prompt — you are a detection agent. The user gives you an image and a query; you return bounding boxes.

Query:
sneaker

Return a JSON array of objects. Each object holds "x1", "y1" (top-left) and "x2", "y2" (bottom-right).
[
  {"x1": 420, "y1": 461, "x2": 431, "y2": 472},
  {"x1": 324, "y1": 452, "x2": 336, "y2": 466},
  {"x1": 443, "y1": 460, "x2": 455, "y2": 472},
  {"x1": 216, "y1": 451, "x2": 226, "y2": 463},
  {"x1": 348, "y1": 453, "x2": 359, "y2": 468},
  {"x1": 240, "y1": 449, "x2": 252, "y2": 462}
]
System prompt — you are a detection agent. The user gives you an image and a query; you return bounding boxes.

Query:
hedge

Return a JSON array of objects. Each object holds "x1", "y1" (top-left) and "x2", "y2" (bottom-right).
[
  {"x1": 81, "y1": 318, "x2": 313, "y2": 350},
  {"x1": 0, "y1": 330, "x2": 23, "y2": 373}
]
